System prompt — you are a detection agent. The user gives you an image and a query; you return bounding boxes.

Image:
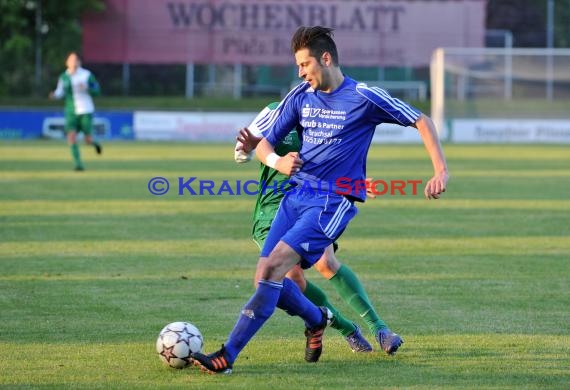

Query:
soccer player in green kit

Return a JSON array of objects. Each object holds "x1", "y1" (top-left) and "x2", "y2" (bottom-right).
[
  {"x1": 49, "y1": 52, "x2": 102, "y2": 171},
  {"x1": 234, "y1": 102, "x2": 397, "y2": 353}
]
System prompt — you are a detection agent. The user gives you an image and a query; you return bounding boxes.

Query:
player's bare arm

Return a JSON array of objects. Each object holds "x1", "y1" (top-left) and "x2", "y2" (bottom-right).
[
  {"x1": 413, "y1": 113, "x2": 449, "y2": 200},
  {"x1": 256, "y1": 137, "x2": 303, "y2": 176},
  {"x1": 365, "y1": 177, "x2": 377, "y2": 199},
  {"x1": 235, "y1": 127, "x2": 262, "y2": 154}
]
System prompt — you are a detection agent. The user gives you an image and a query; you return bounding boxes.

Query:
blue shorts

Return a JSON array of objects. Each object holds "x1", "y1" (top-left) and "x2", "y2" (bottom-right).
[{"x1": 260, "y1": 191, "x2": 358, "y2": 268}]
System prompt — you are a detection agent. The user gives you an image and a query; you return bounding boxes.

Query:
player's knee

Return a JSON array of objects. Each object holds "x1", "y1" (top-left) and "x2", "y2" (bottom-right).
[
  {"x1": 259, "y1": 262, "x2": 280, "y2": 281},
  {"x1": 252, "y1": 271, "x2": 264, "y2": 288},
  {"x1": 257, "y1": 257, "x2": 279, "y2": 281},
  {"x1": 315, "y1": 246, "x2": 341, "y2": 278},
  {"x1": 261, "y1": 243, "x2": 298, "y2": 281},
  {"x1": 324, "y1": 256, "x2": 341, "y2": 273},
  {"x1": 253, "y1": 258, "x2": 267, "y2": 288}
]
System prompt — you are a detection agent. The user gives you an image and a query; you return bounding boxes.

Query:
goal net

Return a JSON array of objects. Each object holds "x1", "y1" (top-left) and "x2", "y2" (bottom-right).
[{"x1": 430, "y1": 48, "x2": 570, "y2": 142}]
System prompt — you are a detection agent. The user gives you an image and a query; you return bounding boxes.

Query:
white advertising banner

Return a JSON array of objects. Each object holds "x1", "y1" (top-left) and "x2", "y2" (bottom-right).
[
  {"x1": 134, "y1": 111, "x2": 257, "y2": 141},
  {"x1": 452, "y1": 119, "x2": 570, "y2": 143},
  {"x1": 134, "y1": 111, "x2": 423, "y2": 143}
]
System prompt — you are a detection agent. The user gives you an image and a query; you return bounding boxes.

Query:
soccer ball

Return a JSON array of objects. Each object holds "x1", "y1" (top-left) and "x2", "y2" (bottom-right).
[{"x1": 156, "y1": 321, "x2": 204, "y2": 369}]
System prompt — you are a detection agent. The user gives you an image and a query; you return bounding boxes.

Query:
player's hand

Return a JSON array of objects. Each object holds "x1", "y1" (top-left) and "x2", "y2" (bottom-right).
[
  {"x1": 48, "y1": 91, "x2": 55, "y2": 99},
  {"x1": 424, "y1": 171, "x2": 449, "y2": 200},
  {"x1": 236, "y1": 127, "x2": 262, "y2": 154},
  {"x1": 275, "y1": 152, "x2": 303, "y2": 176},
  {"x1": 365, "y1": 177, "x2": 377, "y2": 198}
]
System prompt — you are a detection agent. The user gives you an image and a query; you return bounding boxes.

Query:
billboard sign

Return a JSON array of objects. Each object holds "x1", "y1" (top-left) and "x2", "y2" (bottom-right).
[{"x1": 83, "y1": 0, "x2": 486, "y2": 66}]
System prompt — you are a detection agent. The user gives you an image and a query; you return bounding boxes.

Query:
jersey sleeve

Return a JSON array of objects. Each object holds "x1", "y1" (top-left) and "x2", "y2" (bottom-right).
[
  {"x1": 356, "y1": 83, "x2": 421, "y2": 127},
  {"x1": 53, "y1": 76, "x2": 65, "y2": 99},
  {"x1": 252, "y1": 82, "x2": 309, "y2": 147},
  {"x1": 87, "y1": 73, "x2": 101, "y2": 96},
  {"x1": 247, "y1": 102, "x2": 279, "y2": 137},
  {"x1": 235, "y1": 102, "x2": 280, "y2": 163}
]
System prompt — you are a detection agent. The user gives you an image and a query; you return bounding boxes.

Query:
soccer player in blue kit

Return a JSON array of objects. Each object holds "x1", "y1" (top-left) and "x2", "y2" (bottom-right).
[{"x1": 191, "y1": 26, "x2": 449, "y2": 374}]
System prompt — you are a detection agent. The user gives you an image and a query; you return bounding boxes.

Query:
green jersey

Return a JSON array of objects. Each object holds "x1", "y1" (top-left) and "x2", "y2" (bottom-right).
[
  {"x1": 251, "y1": 105, "x2": 301, "y2": 247},
  {"x1": 53, "y1": 67, "x2": 100, "y2": 116}
]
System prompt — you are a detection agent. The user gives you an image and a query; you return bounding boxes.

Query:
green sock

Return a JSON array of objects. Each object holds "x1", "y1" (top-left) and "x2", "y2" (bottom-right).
[
  {"x1": 70, "y1": 143, "x2": 83, "y2": 168},
  {"x1": 329, "y1": 264, "x2": 387, "y2": 335},
  {"x1": 303, "y1": 280, "x2": 356, "y2": 337}
]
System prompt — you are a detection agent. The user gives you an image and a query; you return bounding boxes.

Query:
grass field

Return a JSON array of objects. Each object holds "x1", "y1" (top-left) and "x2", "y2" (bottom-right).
[{"x1": 1, "y1": 141, "x2": 569, "y2": 389}]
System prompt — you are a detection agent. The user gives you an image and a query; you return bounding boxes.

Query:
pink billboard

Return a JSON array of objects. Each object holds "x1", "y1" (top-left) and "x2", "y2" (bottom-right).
[{"x1": 83, "y1": 0, "x2": 486, "y2": 66}]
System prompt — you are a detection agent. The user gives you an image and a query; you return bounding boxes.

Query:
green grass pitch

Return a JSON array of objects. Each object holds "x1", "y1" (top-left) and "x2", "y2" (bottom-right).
[{"x1": 1, "y1": 141, "x2": 569, "y2": 389}]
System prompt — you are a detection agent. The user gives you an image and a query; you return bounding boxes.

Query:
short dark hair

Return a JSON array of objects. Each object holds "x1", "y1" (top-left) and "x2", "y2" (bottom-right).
[
  {"x1": 291, "y1": 26, "x2": 339, "y2": 66},
  {"x1": 66, "y1": 51, "x2": 82, "y2": 61}
]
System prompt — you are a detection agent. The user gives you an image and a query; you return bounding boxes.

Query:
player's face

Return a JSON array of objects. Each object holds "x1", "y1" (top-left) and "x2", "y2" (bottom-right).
[
  {"x1": 295, "y1": 48, "x2": 325, "y2": 90},
  {"x1": 66, "y1": 54, "x2": 80, "y2": 72}
]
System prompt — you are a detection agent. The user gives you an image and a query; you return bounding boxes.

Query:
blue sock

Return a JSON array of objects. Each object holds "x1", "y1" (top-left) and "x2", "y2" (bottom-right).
[
  {"x1": 224, "y1": 280, "x2": 282, "y2": 363},
  {"x1": 277, "y1": 278, "x2": 323, "y2": 329}
]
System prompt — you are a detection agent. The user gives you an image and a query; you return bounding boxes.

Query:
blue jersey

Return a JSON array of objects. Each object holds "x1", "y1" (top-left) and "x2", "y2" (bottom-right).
[{"x1": 254, "y1": 76, "x2": 421, "y2": 201}]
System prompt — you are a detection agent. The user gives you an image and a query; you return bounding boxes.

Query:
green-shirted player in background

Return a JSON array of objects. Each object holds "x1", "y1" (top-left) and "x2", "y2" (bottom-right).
[
  {"x1": 49, "y1": 52, "x2": 102, "y2": 171},
  {"x1": 234, "y1": 102, "x2": 401, "y2": 354}
]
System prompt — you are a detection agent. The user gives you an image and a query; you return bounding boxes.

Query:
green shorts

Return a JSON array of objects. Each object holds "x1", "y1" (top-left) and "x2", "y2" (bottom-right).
[
  {"x1": 65, "y1": 113, "x2": 93, "y2": 135},
  {"x1": 252, "y1": 219, "x2": 272, "y2": 250}
]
